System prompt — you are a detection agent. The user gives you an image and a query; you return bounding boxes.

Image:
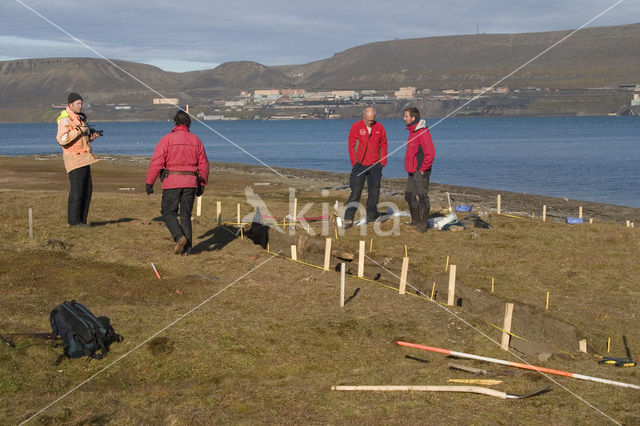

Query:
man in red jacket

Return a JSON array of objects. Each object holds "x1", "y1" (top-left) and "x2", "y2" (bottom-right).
[
  {"x1": 403, "y1": 107, "x2": 435, "y2": 233},
  {"x1": 145, "y1": 110, "x2": 210, "y2": 254},
  {"x1": 343, "y1": 107, "x2": 388, "y2": 228}
]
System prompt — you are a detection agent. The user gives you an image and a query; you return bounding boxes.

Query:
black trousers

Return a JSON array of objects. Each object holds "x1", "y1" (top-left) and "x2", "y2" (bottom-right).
[
  {"x1": 404, "y1": 169, "x2": 431, "y2": 211},
  {"x1": 68, "y1": 165, "x2": 92, "y2": 225},
  {"x1": 161, "y1": 188, "x2": 196, "y2": 247},
  {"x1": 344, "y1": 162, "x2": 383, "y2": 222}
]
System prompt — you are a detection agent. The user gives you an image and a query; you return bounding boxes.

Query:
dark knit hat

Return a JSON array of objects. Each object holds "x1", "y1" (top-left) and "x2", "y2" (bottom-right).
[{"x1": 67, "y1": 92, "x2": 83, "y2": 104}]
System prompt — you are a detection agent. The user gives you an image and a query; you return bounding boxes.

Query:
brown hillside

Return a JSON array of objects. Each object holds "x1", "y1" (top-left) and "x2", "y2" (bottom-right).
[
  {"x1": 0, "y1": 23, "x2": 639, "y2": 119},
  {"x1": 0, "y1": 58, "x2": 187, "y2": 105},
  {"x1": 186, "y1": 61, "x2": 291, "y2": 92},
  {"x1": 279, "y1": 23, "x2": 640, "y2": 89}
]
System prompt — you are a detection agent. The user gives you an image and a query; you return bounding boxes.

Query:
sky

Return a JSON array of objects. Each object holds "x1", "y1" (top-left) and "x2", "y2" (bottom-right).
[{"x1": 1, "y1": 0, "x2": 638, "y2": 72}]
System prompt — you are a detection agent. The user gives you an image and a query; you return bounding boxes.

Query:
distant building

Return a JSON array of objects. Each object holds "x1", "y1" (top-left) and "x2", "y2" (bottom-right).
[
  {"x1": 254, "y1": 89, "x2": 280, "y2": 97},
  {"x1": 394, "y1": 86, "x2": 416, "y2": 99},
  {"x1": 270, "y1": 115, "x2": 296, "y2": 120},
  {"x1": 495, "y1": 86, "x2": 510, "y2": 94},
  {"x1": 303, "y1": 91, "x2": 333, "y2": 99},
  {"x1": 153, "y1": 98, "x2": 179, "y2": 105},
  {"x1": 281, "y1": 88, "x2": 306, "y2": 97},
  {"x1": 224, "y1": 100, "x2": 247, "y2": 107},
  {"x1": 332, "y1": 90, "x2": 358, "y2": 100},
  {"x1": 632, "y1": 93, "x2": 640, "y2": 107},
  {"x1": 115, "y1": 105, "x2": 131, "y2": 110}
]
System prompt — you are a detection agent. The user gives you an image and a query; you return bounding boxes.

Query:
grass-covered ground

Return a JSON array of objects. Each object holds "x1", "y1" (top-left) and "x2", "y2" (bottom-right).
[{"x1": 1, "y1": 156, "x2": 638, "y2": 424}]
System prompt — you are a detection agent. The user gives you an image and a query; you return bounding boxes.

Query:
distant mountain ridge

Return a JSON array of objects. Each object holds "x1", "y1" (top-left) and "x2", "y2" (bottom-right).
[
  {"x1": 0, "y1": 22, "x2": 639, "y2": 121},
  {"x1": 278, "y1": 23, "x2": 640, "y2": 90}
]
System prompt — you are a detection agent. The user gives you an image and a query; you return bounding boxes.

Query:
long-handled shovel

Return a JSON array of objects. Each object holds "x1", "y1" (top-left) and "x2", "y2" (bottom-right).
[
  {"x1": 397, "y1": 341, "x2": 640, "y2": 390},
  {"x1": 331, "y1": 385, "x2": 551, "y2": 399}
]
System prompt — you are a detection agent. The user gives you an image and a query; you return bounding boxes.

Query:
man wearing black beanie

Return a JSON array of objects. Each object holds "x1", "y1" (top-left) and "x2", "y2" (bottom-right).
[{"x1": 55, "y1": 92, "x2": 102, "y2": 227}]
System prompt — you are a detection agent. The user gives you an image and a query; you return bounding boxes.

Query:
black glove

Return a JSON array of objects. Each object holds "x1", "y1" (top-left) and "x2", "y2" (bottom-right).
[
  {"x1": 196, "y1": 185, "x2": 204, "y2": 197},
  {"x1": 145, "y1": 183, "x2": 154, "y2": 195}
]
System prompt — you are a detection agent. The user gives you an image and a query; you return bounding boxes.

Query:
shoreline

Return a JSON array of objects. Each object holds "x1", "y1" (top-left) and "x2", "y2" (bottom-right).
[
  {"x1": 9, "y1": 153, "x2": 639, "y2": 225},
  {"x1": 2, "y1": 112, "x2": 637, "y2": 125},
  {"x1": 211, "y1": 160, "x2": 640, "y2": 224}
]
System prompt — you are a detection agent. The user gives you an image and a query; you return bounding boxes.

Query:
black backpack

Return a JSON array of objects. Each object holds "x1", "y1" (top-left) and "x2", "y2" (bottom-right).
[{"x1": 50, "y1": 300, "x2": 122, "y2": 361}]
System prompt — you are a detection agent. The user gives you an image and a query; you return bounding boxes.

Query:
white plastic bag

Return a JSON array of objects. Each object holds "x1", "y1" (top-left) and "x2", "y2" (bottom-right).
[{"x1": 428, "y1": 212, "x2": 458, "y2": 230}]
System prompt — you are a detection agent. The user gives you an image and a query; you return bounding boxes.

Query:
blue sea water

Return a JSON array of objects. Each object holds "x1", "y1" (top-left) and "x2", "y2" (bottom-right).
[{"x1": 1, "y1": 116, "x2": 639, "y2": 207}]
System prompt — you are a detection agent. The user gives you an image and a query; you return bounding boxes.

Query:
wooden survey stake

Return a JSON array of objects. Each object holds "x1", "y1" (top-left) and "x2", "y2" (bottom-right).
[
  {"x1": 447, "y1": 265, "x2": 457, "y2": 306},
  {"x1": 216, "y1": 201, "x2": 222, "y2": 225},
  {"x1": 497, "y1": 194, "x2": 502, "y2": 214},
  {"x1": 28, "y1": 208, "x2": 33, "y2": 239},
  {"x1": 579, "y1": 339, "x2": 587, "y2": 353},
  {"x1": 340, "y1": 263, "x2": 345, "y2": 307},
  {"x1": 323, "y1": 238, "x2": 332, "y2": 271},
  {"x1": 542, "y1": 205, "x2": 547, "y2": 222},
  {"x1": 290, "y1": 245, "x2": 297, "y2": 260},
  {"x1": 196, "y1": 196, "x2": 202, "y2": 216},
  {"x1": 545, "y1": 291, "x2": 550, "y2": 311},
  {"x1": 399, "y1": 257, "x2": 409, "y2": 295},
  {"x1": 293, "y1": 198, "x2": 298, "y2": 222},
  {"x1": 501, "y1": 303, "x2": 514, "y2": 351},
  {"x1": 358, "y1": 240, "x2": 365, "y2": 277}
]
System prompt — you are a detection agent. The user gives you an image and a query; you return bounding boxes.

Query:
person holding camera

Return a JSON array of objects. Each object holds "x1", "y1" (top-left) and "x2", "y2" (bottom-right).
[
  {"x1": 56, "y1": 92, "x2": 102, "y2": 228},
  {"x1": 145, "y1": 110, "x2": 209, "y2": 255}
]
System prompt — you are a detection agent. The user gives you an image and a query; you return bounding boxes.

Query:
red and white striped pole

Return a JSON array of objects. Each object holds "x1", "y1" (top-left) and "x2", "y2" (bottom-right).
[{"x1": 397, "y1": 341, "x2": 640, "y2": 390}]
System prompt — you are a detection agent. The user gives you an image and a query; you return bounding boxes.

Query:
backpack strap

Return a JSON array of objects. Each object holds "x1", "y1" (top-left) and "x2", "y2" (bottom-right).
[{"x1": 71, "y1": 301, "x2": 110, "y2": 356}]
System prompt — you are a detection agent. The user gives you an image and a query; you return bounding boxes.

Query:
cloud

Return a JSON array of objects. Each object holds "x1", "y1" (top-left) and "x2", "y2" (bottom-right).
[{"x1": 2, "y1": 0, "x2": 639, "y2": 71}]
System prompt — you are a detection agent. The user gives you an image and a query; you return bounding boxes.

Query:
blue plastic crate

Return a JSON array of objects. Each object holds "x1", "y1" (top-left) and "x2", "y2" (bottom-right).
[
  {"x1": 455, "y1": 205, "x2": 472, "y2": 212},
  {"x1": 565, "y1": 217, "x2": 584, "y2": 224}
]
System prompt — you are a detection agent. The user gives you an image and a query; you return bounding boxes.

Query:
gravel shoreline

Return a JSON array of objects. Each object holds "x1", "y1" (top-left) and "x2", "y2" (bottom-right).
[{"x1": 206, "y1": 160, "x2": 640, "y2": 225}]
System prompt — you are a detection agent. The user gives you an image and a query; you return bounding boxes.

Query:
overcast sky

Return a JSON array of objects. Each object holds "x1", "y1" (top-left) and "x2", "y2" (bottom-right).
[{"x1": 1, "y1": 0, "x2": 638, "y2": 72}]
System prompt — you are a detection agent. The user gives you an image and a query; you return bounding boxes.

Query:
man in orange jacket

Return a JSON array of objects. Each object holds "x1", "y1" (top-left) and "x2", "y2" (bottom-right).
[
  {"x1": 343, "y1": 107, "x2": 388, "y2": 228},
  {"x1": 56, "y1": 92, "x2": 102, "y2": 227}
]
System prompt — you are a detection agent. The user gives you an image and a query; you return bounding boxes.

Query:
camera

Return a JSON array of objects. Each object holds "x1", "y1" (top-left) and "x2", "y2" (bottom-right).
[{"x1": 88, "y1": 128, "x2": 103, "y2": 137}]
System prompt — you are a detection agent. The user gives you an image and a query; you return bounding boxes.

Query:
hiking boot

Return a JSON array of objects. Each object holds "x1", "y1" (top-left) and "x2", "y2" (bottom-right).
[
  {"x1": 174, "y1": 236, "x2": 188, "y2": 254},
  {"x1": 415, "y1": 206, "x2": 429, "y2": 233},
  {"x1": 69, "y1": 223, "x2": 90, "y2": 228},
  {"x1": 343, "y1": 220, "x2": 353, "y2": 229},
  {"x1": 408, "y1": 205, "x2": 420, "y2": 227}
]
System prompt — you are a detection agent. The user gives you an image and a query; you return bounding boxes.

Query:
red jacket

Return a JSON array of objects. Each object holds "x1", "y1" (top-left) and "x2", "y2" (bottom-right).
[
  {"x1": 404, "y1": 119, "x2": 435, "y2": 174},
  {"x1": 145, "y1": 125, "x2": 210, "y2": 190},
  {"x1": 348, "y1": 120, "x2": 388, "y2": 166}
]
